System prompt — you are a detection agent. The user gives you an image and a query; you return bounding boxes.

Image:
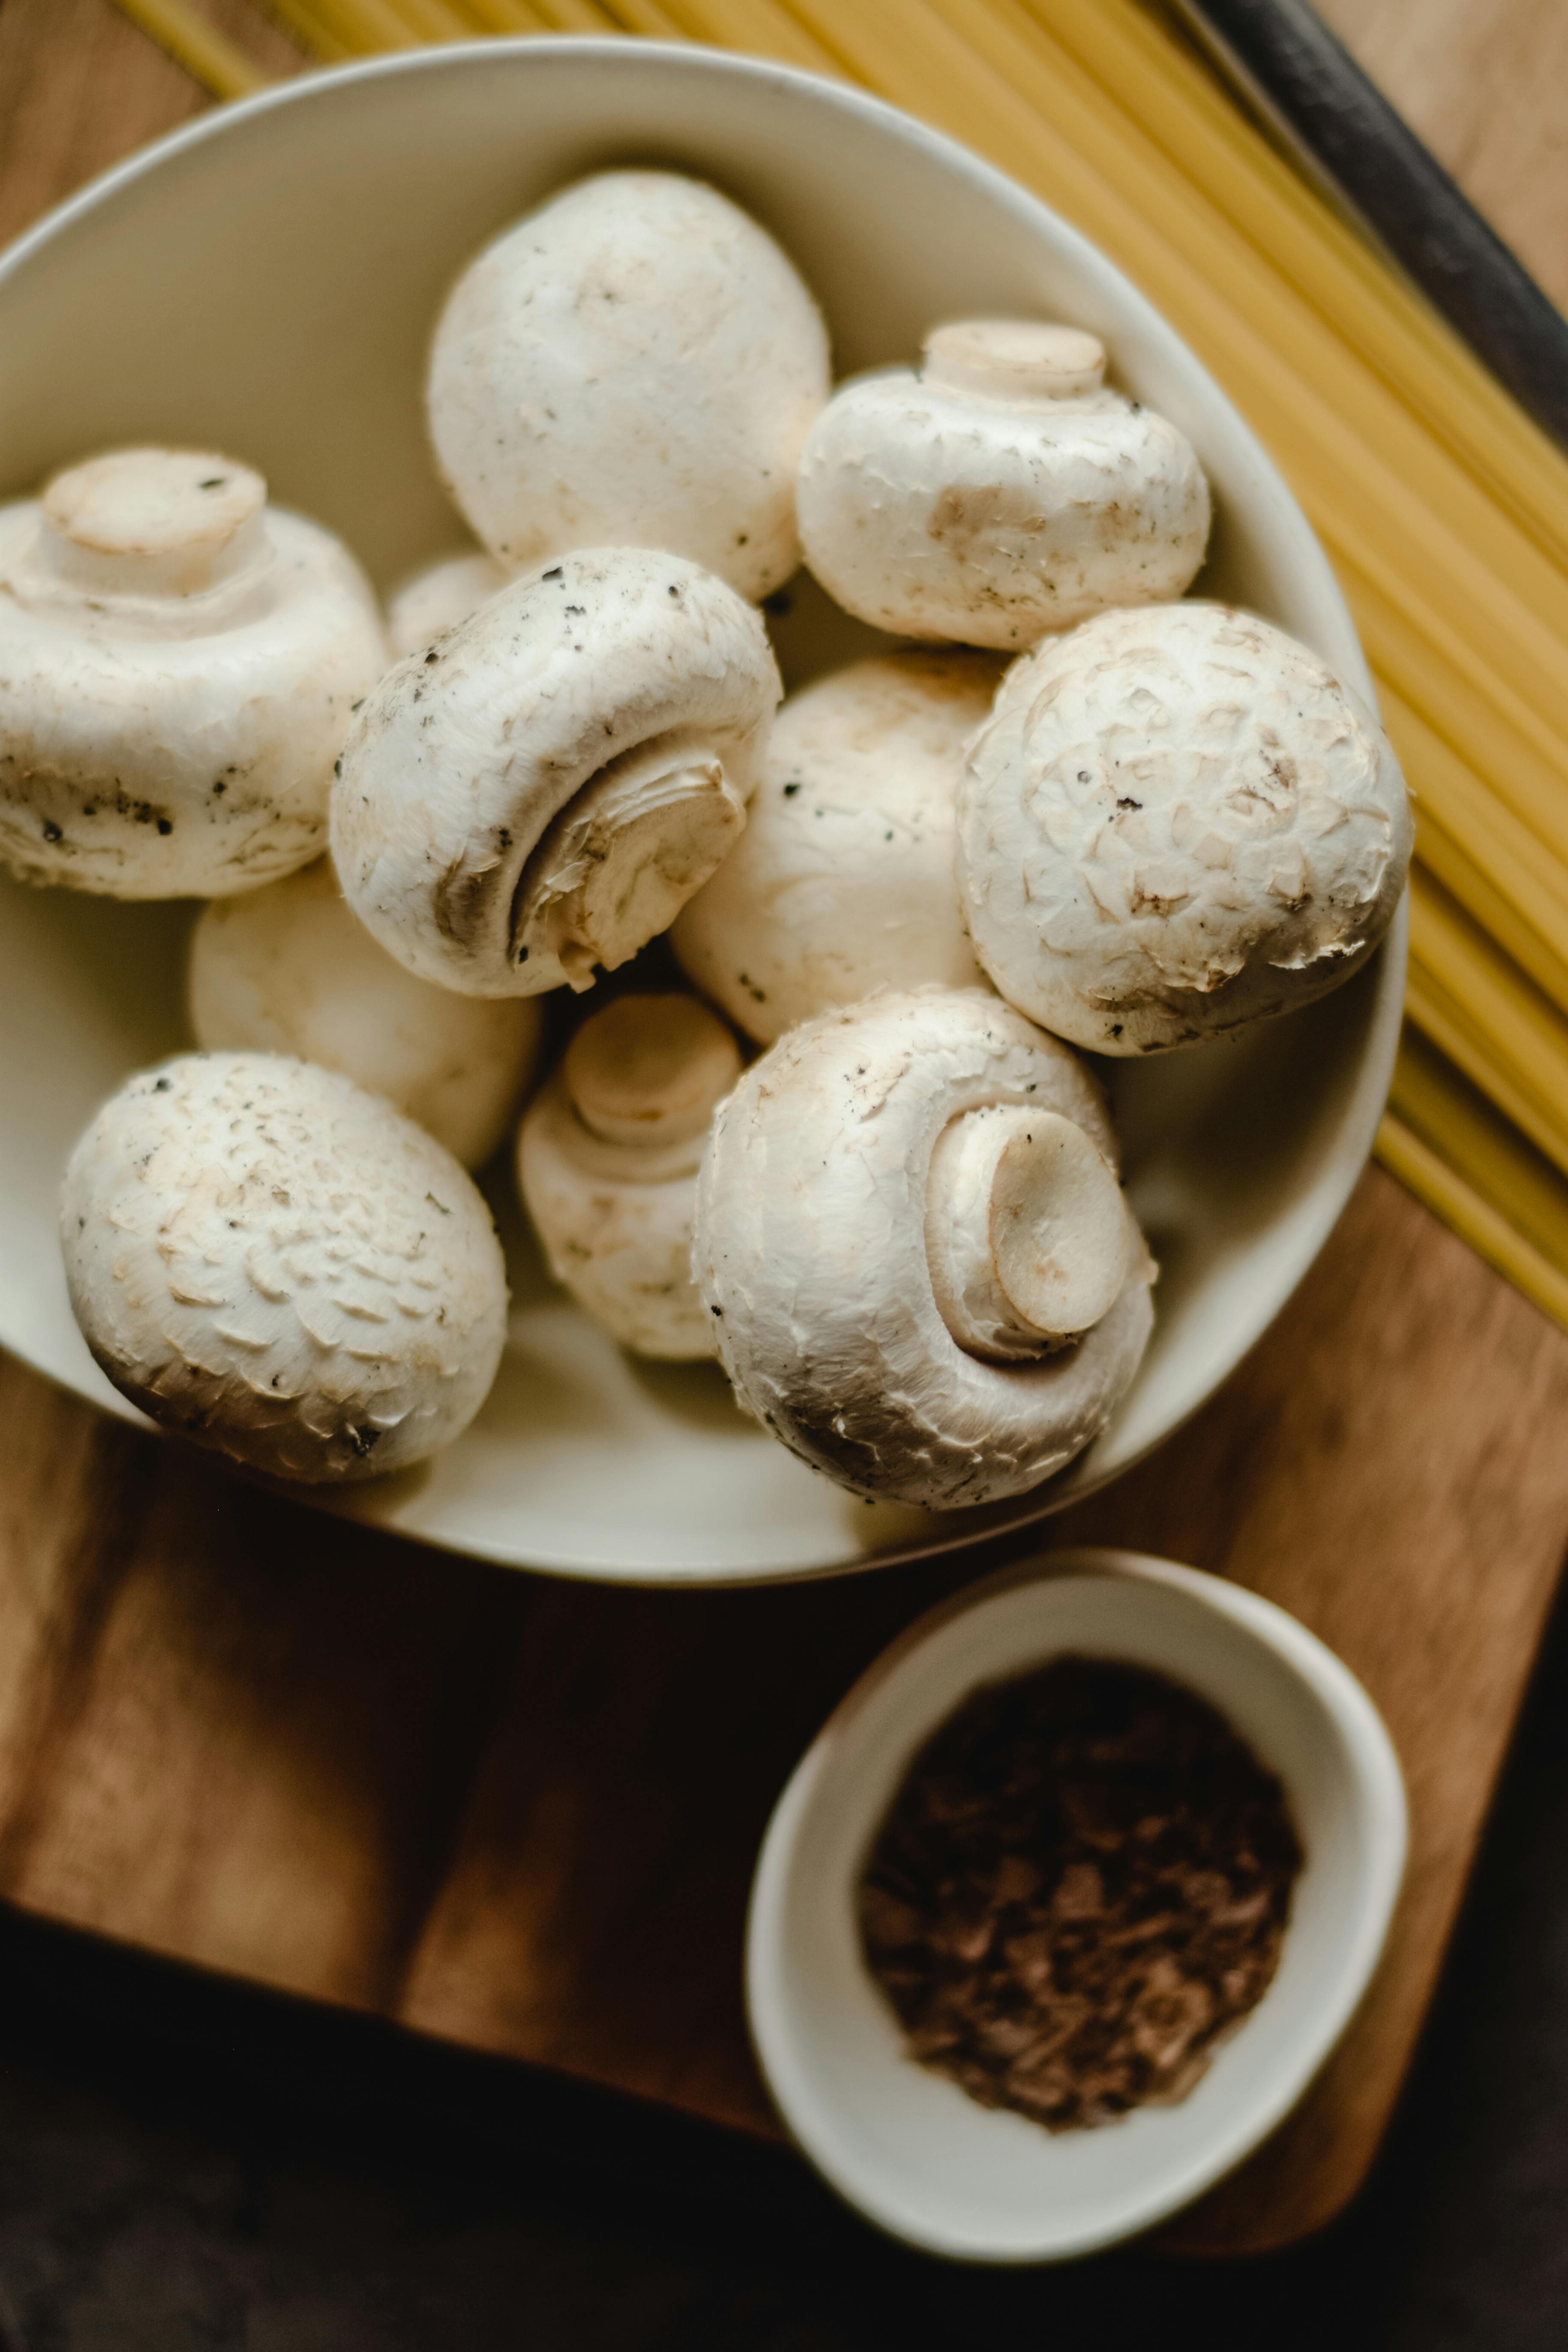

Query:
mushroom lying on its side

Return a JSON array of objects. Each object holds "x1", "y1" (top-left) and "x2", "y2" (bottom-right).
[
  {"x1": 0, "y1": 447, "x2": 387, "y2": 897},
  {"x1": 695, "y1": 989, "x2": 1154, "y2": 1507},
  {"x1": 60, "y1": 1053, "x2": 508, "y2": 1482},
  {"x1": 189, "y1": 859, "x2": 543, "y2": 1167},
  {"x1": 673, "y1": 650, "x2": 998, "y2": 1042},
  {"x1": 957, "y1": 601, "x2": 1413, "y2": 1053},
  {"x1": 385, "y1": 548, "x2": 509, "y2": 659},
  {"x1": 797, "y1": 321, "x2": 1209, "y2": 649},
  {"x1": 333, "y1": 549, "x2": 781, "y2": 999},
  {"x1": 428, "y1": 169, "x2": 830, "y2": 601},
  {"x1": 519, "y1": 993, "x2": 741, "y2": 1360}
]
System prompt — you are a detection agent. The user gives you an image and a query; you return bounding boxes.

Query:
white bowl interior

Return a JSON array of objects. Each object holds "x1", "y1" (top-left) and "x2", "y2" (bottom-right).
[
  {"x1": 745, "y1": 1550, "x2": 1407, "y2": 2261},
  {"x1": 0, "y1": 43, "x2": 1403, "y2": 1581}
]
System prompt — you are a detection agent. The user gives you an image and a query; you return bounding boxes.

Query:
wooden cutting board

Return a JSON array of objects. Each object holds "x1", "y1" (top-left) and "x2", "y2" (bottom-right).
[{"x1": 3, "y1": 0, "x2": 1568, "y2": 2260}]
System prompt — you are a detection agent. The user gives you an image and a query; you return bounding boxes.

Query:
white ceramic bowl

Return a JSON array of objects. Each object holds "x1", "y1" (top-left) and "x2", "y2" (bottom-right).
[
  {"x1": 0, "y1": 42, "x2": 1405, "y2": 1583},
  {"x1": 746, "y1": 1548, "x2": 1407, "y2": 2260}
]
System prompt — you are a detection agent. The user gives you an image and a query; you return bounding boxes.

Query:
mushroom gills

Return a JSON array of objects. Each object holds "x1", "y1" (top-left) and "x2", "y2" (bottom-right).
[
  {"x1": 513, "y1": 731, "x2": 747, "y2": 991},
  {"x1": 331, "y1": 548, "x2": 778, "y2": 1000},
  {"x1": 926, "y1": 1104, "x2": 1130, "y2": 1361}
]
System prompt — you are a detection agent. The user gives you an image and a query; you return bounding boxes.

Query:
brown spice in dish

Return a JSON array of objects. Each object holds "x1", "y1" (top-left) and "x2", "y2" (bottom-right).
[{"x1": 858, "y1": 1654, "x2": 1304, "y2": 2132}]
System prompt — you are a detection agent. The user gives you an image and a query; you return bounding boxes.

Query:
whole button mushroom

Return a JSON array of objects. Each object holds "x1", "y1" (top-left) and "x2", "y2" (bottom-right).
[
  {"x1": 797, "y1": 320, "x2": 1209, "y2": 649},
  {"x1": 673, "y1": 649, "x2": 998, "y2": 1042},
  {"x1": 60, "y1": 1053, "x2": 509, "y2": 1482},
  {"x1": 189, "y1": 859, "x2": 543, "y2": 1168},
  {"x1": 519, "y1": 993, "x2": 741, "y2": 1361},
  {"x1": 957, "y1": 600, "x2": 1414, "y2": 1054},
  {"x1": 694, "y1": 988, "x2": 1155, "y2": 1507},
  {"x1": 427, "y1": 170, "x2": 830, "y2": 601},
  {"x1": 0, "y1": 447, "x2": 387, "y2": 897},
  {"x1": 385, "y1": 547, "x2": 509, "y2": 660},
  {"x1": 332, "y1": 548, "x2": 781, "y2": 999}
]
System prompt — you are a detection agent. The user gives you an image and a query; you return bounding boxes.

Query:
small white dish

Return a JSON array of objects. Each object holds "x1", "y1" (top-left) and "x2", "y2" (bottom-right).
[
  {"x1": 0, "y1": 41, "x2": 1405, "y2": 1582},
  {"x1": 746, "y1": 1548, "x2": 1406, "y2": 2261}
]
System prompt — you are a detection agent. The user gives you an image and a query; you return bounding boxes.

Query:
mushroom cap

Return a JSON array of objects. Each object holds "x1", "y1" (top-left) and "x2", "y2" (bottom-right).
[
  {"x1": 386, "y1": 548, "x2": 510, "y2": 659},
  {"x1": 332, "y1": 548, "x2": 781, "y2": 999},
  {"x1": 60, "y1": 1052, "x2": 508, "y2": 1482},
  {"x1": 428, "y1": 169, "x2": 830, "y2": 602},
  {"x1": 672, "y1": 650, "x2": 998, "y2": 1041},
  {"x1": 694, "y1": 988, "x2": 1154, "y2": 1506},
  {"x1": 796, "y1": 325, "x2": 1209, "y2": 649},
  {"x1": 189, "y1": 858, "x2": 543, "y2": 1167},
  {"x1": 957, "y1": 601, "x2": 1414, "y2": 1053},
  {"x1": 0, "y1": 449, "x2": 387, "y2": 899},
  {"x1": 519, "y1": 993, "x2": 741, "y2": 1360}
]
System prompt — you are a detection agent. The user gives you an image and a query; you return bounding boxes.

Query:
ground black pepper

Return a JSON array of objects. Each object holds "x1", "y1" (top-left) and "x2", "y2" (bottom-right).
[{"x1": 859, "y1": 1655, "x2": 1304, "y2": 2132}]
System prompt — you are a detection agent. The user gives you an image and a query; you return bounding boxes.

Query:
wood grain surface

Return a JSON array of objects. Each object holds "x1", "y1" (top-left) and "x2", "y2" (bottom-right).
[
  {"x1": 1, "y1": 0, "x2": 1567, "y2": 2259},
  {"x1": 1315, "y1": 0, "x2": 1568, "y2": 315}
]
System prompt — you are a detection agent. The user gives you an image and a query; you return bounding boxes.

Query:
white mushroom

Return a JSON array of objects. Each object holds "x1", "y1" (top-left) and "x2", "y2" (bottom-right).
[
  {"x1": 796, "y1": 320, "x2": 1209, "y2": 649},
  {"x1": 694, "y1": 988, "x2": 1154, "y2": 1506},
  {"x1": 0, "y1": 446, "x2": 387, "y2": 897},
  {"x1": 60, "y1": 1052, "x2": 508, "y2": 1482},
  {"x1": 386, "y1": 547, "x2": 510, "y2": 659},
  {"x1": 519, "y1": 993, "x2": 741, "y2": 1360},
  {"x1": 332, "y1": 548, "x2": 780, "y2": 1000},
  {"x1": 188, "y1": 859, "x2": 543, "y2": 1167},
  {"x1": 957, "y1": 601, "x2": 1414, "y2": 1053},
  {"x1": 672, "y1": 650, "x2": 998, "y2": 1041},
  {"x1": 428, "y1": 169, "x2": 830, "y2": 601}
]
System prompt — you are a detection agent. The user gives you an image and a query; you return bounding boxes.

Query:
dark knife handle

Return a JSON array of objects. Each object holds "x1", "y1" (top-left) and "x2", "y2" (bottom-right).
[{"x1": 1169, "y1": 0, "x2": 1568, "y2": 452}]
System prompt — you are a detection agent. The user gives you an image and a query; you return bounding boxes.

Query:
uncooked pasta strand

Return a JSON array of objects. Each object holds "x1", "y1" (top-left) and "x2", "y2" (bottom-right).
[
  {"x1": 267, "y1": 0, "x2": 419, "y2": 48},
  {"x1": 1409, "y1": 834, "x2": 1568, "y2": 1029},
  {"x1": 1388, "y1": 696, "x2": 1568, "y2": 945},
  {"x1": 457, "y1": 0, "x2": 558, "y2": 32},
  {"x1": 385, "y1": 0, "x2": 476, "y2": 38},
  {"x1": 596, "y1": 0, "x2": 690, "y2": 35},
  {"x1": 1390, "y1": 1032, "x2": 1568, "y2": 1283},
  {"x1": 767, "y1": 0, "x2": 1568, "y2": 747},
  {"x1": 657, "y1": 0, "x2": 833, "y2": 68},
  {"x1": 1343, "y1": 568, "x2": 1568, "y2": 870},
  {"x1": 127, "y1": 0, "x2": 1568, "y2": 1321},
  {"x1": 522, "y1": 0, "x2": 621, "y2": 28},
  {"x1": 944, "y1": 0, "x2": 1568, "y2": 646},
  {"x1": 1377, "y1": 1110, "x2": 1568, "y2": 1335},
  {"x1": 1407, "y1": 885, "x2": 1568, "y2": 1180},
  {"x1": 113, "y1": 0, "x2": 271, "y2": 93},
  {"x1": 1008, "y1": 0, "x2": 1568, "y2": 576},
  {"x1": 255, "y1": 0, "x2": 354, "y2": 56}
]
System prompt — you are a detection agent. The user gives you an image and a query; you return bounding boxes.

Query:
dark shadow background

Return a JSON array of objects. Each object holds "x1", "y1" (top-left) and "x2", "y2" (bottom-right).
[{"x1": 2, "y1": 1571, "x2": 1566, "y2": 2350}]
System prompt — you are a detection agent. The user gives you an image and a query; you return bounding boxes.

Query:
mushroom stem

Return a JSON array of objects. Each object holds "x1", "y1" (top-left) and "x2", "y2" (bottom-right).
[
  {"x1": 565, "y1": 992, "x2": 742, "y2": 1151},
  {"x1": 513, "y1": 733, "x2": 747, "y2": 992},
  {"x1": 922, "y1": 321, "x2": 1106, "y2": 404},
  {"x1": 31, "y1": 448, "x2": 270, "y2": 604},
  {"x1": 521, "y1": 992, "x2": 741, "y2": 1359},
  {"x1": 925, "y1": 1105, "x2": 1130, "y2": 1361}
]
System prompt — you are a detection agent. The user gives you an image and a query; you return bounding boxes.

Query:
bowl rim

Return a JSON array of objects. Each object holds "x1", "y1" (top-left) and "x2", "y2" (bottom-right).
[
  {"x1": 744, "y1": 1545, "x2": 1409, "y2": 2259},
  {"x1": 0, "y1": 38, "x2": 1407, "y2": 1582}
]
